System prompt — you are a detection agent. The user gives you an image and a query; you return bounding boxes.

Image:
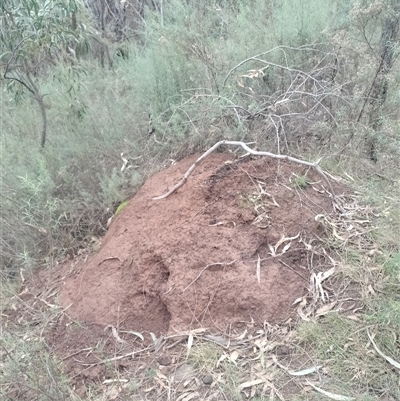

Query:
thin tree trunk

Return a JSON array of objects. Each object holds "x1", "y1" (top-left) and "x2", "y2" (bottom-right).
[
  {"x1": 26, "y1": 71, "x2": 48, "y2": 148},
  {"x1": 366, "y1": 5, "x2": 399, "y2": 162},
  {"x1": 36, "y1": 94, "x2": 47, "y2": 148}
]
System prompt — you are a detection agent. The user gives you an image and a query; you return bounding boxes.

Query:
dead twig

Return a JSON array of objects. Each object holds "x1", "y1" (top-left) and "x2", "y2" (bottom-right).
[
  {"x1": 76, "y1": 344, "x2": 156, "y2": 367},
  {"x1": 98, "y1": 257, "x2": 122, "y2": 265},
  {"x1": 61, "y1": 347, "x2": 94, "y2": 361},
  {"x1": 153, "y1": 141, "x2": 340, "y2": 208},
  {"x1": 181, "y1": 260, "x2": 236, "y2": 293},
  {"x1": 277, "y1": 259, "x2": 308, "y2": 281}
]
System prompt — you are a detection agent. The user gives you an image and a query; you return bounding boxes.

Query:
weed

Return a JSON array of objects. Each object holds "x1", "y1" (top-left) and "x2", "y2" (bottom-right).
[
  {"x1": 384, "y1": 251, "x2": 400, "y2": 277},
  {"x1": 1, "y1": 321, "x2": 74, "y2": 400},
  {"x1": 218, "y1": 363, "x2": 242, "y2": 401},
  {"x1": 188, "y1": 342, "x2": 222, "y2": 373},
  {"x1": 115, "y1": 200, "x2": 129, "y2": 216},
  {"x1": 145, "y1": 368, "x2": 157, "y2": 378},
  {"x1": 293, "y1": 174, "x2": 309, "y2": 189},
  {"x1": 126, "y1": 379, "x2": 140, "y2": 392}
]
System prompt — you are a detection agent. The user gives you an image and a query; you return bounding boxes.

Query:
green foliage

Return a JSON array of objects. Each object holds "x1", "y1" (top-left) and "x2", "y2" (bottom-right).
[
  {"x1": 0, "y1": 0, "x2": 398, "y2": 275},
  {"x1": 384, "y1": 252, "x2": 400, "y2": 277},
  {"x1": 0, "y1": 0, "x2": 81, "y2": 61},
  {"x1": 115, "y1": 200, "x2": 129, "y2": 215},
  {"x1": 1, "y1": 0, "x2": 87, "y2": 147},
  {"x1": 0, "y1": 326, "x2": 74, "y2": 400},
  {"x1": 367, "y1": 298, "x2": 400, "y2": 328},
  {"x1": 298, "y1": 314, "x2": 400, "y2": 395},
  {"x1": 293, "y1": 174, "x2": 309, "y2": 189},
  {"x1": 1, "y1": 1, "x2": 400, "y2": 400}
]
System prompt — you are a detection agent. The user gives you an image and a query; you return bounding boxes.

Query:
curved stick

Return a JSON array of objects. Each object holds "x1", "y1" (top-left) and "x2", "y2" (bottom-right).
[{"x1": 152, "y1": 141, "x2": 339, "y2": 206}]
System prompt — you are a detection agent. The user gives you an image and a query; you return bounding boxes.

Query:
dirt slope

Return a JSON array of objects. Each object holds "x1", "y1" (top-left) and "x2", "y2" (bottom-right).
[{"x1": 59, "y1": 152, "x2": 335, "y2": 335}]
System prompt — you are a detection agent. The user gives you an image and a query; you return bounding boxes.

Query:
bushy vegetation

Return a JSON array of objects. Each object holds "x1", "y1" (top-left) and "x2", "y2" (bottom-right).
[
  {"x1": 1, "y1": 0, "x2": 399, "y2": 272},
  {"x1": 1, "y1": 0, "x2": 399, "y2": 399}
]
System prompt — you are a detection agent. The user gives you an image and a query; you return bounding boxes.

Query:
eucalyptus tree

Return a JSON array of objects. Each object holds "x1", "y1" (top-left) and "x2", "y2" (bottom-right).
[
  {"x1": 351, "y1": 0, "x2": 400, "y2": 161},
  {"x1": 0, "y1": 0, "x2": 84, "y2": 147}
]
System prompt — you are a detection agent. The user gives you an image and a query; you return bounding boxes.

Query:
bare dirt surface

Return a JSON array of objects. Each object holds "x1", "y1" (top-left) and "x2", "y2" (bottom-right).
[
  {"x1": 59, "y1": 153, "x2": 335, "y2": 335},
  {"x1": 10, "y1": 152, "x2": 345, "y2": 397}
]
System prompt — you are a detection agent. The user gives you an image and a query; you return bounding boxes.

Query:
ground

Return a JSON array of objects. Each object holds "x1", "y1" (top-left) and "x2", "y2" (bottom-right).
[{"x1": 9, "y1": 151, "x2": 351, "y2": 399}]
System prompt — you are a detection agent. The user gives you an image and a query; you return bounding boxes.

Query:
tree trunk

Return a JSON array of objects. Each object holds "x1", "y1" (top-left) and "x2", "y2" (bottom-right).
[
  {"x1": 25, "y1": 71, "x2": 48, "y2": 148},
  {"x1": 36, "y1": 94, "x2": 47, "y2": 148},
  {"x1": 366, "y1": 4, "x2": 399, "y2": 162}
]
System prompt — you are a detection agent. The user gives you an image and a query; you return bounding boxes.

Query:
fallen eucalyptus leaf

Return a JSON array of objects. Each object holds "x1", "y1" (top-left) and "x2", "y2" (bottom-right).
[
  {"x1": 273, "y1": 356, "x2": 321, "y2": 376},
  {"x1": 121, "y1": 331, "x2": 144, "y2": 341},
  {"x1": 238, "y1": 378, "x2": 264, "y2": 390},
  {"x1": 315, "y1": 301, "x2": 337, "y2": 317},
  {"x1": 367, "y1": 329, "x2": 400, "y2": 369},
  {"x1": 187, "y1": 333, "x2": 194, "y2": 358},
  {"x1": 104, "y1": 325, "x2": 126, "y2": 344},
  {"x1": 306, "y1": 381, "x2": 355, "y2": 400}
]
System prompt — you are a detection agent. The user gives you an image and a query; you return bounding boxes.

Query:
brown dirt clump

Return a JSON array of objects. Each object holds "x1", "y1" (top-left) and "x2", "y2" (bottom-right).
[{"x1": 58, "y1": 152, "x2": 336, "y2": 335}]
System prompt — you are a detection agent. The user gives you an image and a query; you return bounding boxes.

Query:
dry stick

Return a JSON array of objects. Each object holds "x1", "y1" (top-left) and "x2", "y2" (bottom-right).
[
  {"x1": 277, "y1": 259, "x2": 309, "y2": 282},
  {"x1": 61, "y1": 347, "x2": 94, "y2": 361},
  {"x1": 181, "y1": 260, "x2": 236, "y2": 293},
  {"x1": 76, "y1": 344, "x2": 156, "y2": 367},
  {"x1": 190, "y1": 200, "x2": 216, "y2": 220},
  {"x1": 98, "y1": 257, "x2": 122, "y2": 265},
  {"x1": 222, "y1": 45, "x2": 331, "y2": 90},
  {"x1": 152, "y1": 141, "x2": 340, "y2": 207}
]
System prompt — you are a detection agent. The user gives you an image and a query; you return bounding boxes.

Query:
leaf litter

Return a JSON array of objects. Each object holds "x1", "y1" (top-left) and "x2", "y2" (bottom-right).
[{"x1": 9, "y1": 154, "x2": 386, "y2": 400}]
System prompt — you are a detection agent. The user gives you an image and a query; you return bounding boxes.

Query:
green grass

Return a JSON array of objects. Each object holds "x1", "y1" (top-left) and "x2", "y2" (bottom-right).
[
  {"x1": 188, "y1": 342, "x2": 222, "y2": 372},
  {"x1": 293, "y1": 174, "x2": 310, "y2": 189},
  {"x1": 297, "y1": 314, "x2": 400, "y2": 398},
  {"x1": 1, "y1": 321, "x2": 75, "y2": 400},
  {"x1": 115, "y1": 200, "x2": 129, "y2": 215},
  {"x1": 383, "y1": 251, "x2": 400, "y2": 277}
]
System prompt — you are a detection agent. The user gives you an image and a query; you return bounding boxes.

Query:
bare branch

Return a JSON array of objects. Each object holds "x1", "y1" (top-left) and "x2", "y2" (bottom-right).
[
  {"x1": 223, "y1": 45, "x2": 334, "y2": 89},
  {"x1": 152, "y1": 141, "x2": 340, "y2": 207}
]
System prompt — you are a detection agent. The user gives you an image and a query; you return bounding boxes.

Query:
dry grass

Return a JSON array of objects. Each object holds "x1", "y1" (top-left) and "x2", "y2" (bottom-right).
[{"x1": 2, "y1": 162, "x2": 399, "y2": 401}]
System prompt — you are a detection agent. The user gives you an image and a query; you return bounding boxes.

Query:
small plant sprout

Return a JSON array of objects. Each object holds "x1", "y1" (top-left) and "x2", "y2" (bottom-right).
[{"x1": 293, "y1": 174, "x2": 309, "y2": 189}]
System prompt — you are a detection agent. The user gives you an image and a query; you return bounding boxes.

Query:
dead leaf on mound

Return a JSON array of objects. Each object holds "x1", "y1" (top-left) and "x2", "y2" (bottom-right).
[
  {"x1": 252, "y1": 212, "x2": 271, "y2": 228},
  {"x1": 120, "y1": 330, "x2": 144, "y2": 341},
  {"x1": 186, "y1": 332, "x2": 194, "y2": 358},
  {"x1": 150, "y1": 332, "x2": 165, "y2": 352},
  {"x1": 315, "y1": 301, "x2": 337, "y2": 317},
  {"x1": 295, "y1": 296, "x2": 312, "y2": 321},
  {"x1": 315, "y1": 214, "x2": 346, "y2": 241},
  {"x1": 104, "y1": 325, "x2": 126, "y2": 344},
  {"x1": 105, "y1": 388, "x2": 119, "y2": 400},
  {"x1": 310, "y1": 267, "x2": 336, "y2": 302},
  {"x1": 229, "y1": 350, "x2": 240, "y2": 365},
  {"x1": 236, "y1": 328, "x2": 247, "y2": 340},
  {"x1": 103, "y1": 379, "x2": 128, "y2": 385},
  {"x1": 239, "y1": 378, "x2": 284, "y2": 401},
  {"x1": 346, "y1": 315, "x2": 361, "y2": 321},
  {"x1": 216, "y1": 350, "x2": 242, "y2": 367},
  {"x1": 268, "y1": 232, "x2": 300, "y2": 257},
  {"x1": 216, "y1": 353, "x2": 227, "y2": 367}
]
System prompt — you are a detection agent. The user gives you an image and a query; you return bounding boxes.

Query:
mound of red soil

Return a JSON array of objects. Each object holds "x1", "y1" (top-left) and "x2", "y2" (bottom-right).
[{"x1": 59, "y1": 153, "x2": 334, "y2": 334}]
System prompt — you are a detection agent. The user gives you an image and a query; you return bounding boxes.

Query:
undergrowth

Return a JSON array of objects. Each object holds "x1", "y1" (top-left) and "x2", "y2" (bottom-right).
[{"x1": 1, "y1": 0, "x2": 400, "y2": 400}]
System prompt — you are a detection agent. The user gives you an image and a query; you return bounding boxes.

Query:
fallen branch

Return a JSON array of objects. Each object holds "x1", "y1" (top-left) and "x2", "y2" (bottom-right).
[{"x1": 152, "y1": 140, "x2": 340, "y2": 207}]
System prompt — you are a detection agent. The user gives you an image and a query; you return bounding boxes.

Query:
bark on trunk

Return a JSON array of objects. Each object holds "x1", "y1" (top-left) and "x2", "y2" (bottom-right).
[{"x1": 366, "y1": 5, "x2": 399, "y2": 162}]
